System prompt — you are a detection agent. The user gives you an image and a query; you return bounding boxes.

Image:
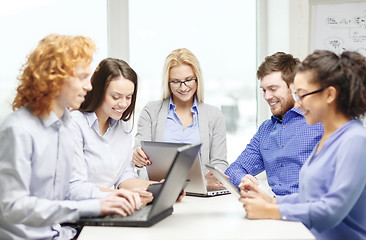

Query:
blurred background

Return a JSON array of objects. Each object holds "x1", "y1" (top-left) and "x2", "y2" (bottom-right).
[{"x1": 3, "y1": 0, "x2": 362, "y2": 166}]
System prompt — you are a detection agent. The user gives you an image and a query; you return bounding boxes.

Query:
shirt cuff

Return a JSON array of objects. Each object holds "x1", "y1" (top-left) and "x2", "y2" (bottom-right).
[
  {"x1": 76, "y1": 199, "x2": 101, "y2": 217},
  {"x1": 278, "y1": 202, "x2": 311, "y2": 227},
  {"x1": 92, "y1": 188, "x2": 110, "y2": 199}
]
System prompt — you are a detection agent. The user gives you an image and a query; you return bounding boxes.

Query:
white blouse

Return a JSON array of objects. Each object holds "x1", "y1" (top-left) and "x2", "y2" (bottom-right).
[{"x1": 70, "y1": 111, "x2": 138, "y2": 189}]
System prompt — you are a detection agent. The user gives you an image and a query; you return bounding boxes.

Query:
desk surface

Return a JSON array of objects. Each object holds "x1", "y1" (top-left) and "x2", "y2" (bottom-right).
[{"x1": 78, "y1": 195, "x2": 315, "y2": 240}]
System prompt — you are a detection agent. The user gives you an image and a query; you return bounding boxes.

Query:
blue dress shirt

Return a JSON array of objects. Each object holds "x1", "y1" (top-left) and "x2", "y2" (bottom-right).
[
  {"x1": 225, "y1": 107, "x2": 323, "y2": 195},
  {"x1": 162, "y1": 97, "x2": 200, "y2": 144},
  {"x1": 277, "y1": 119, "x2": 366, "y2": 240}
]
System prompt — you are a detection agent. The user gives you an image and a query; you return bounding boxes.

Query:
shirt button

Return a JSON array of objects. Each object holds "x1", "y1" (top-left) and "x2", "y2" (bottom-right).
[
  {"x1": 282, "y1": 216, "x2": 287, "y2": 220},
  {"x1": 281, "y1": 146, "x2": 284, "y2": 149},
  {"x1": 280, "y1": 164, "x2": 284, "y2": 167},
  {"x1": 283, "y1": 125, "x2": 286, "y2": 128},
  {"x1": 279, "y1": 183, "x2": 282, "y2": 186}
]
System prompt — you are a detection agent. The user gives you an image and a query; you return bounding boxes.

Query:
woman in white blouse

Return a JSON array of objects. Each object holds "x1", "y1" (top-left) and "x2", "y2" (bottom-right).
[{"x1": 70, "y1": 58, "x2": 155, "y2": 204}]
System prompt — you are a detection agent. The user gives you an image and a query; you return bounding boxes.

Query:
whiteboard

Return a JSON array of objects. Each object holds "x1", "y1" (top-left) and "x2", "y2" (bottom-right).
[
  {"x1": 309, "y1": 0, "x2": 366, "y2": 124},
  {"x1": 309, "y1": 0, "x2": 366, "y2": 56}
]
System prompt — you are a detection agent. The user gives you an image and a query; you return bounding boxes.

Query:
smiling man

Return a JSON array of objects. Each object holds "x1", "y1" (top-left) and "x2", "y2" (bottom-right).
[{"x1": 225, "y1": 52, "x2": 323, "y2": 196}]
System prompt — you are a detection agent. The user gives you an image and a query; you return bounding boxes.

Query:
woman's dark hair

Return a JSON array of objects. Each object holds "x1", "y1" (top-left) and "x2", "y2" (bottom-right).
[
  {"x1": 80, "y1": 58, "x2": 138, "y2": 121},
  {"x1": 297, "y1": 50, "x2": 366, "y2": 119}
]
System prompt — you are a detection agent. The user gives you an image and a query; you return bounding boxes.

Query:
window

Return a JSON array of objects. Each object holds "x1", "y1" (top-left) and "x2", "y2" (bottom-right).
[
  {"x1": 129, "y1": 0, "x2": 257, "y2": 162},
  {"x1": 0, "y1": 0, "x2": 108, "y2": 122}
]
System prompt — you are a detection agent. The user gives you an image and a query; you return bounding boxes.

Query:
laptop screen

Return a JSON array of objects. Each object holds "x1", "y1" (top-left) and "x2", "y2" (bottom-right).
[{"x1": 149, "y1": 143, "x2": 202, "y2": 218}]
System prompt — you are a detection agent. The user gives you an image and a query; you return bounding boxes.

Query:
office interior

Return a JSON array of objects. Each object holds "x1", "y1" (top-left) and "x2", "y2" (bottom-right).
[{"x1": 1, "y1": 1, "x2": 366, "y2": 239}]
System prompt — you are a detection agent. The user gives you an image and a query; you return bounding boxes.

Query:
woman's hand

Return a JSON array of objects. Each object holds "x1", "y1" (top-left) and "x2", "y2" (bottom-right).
[
  {"x1": 240, "y1": 192, "x2": 280, "y2": 219},
  {"x1": 131, "y1": 188, "x2": 153, "y2": 206},
  {"x1": 132, "y1": 147, "x2": 151, "y2": 167},
  {"x1": 240, "y1": 174, "x2": 259, "y2": 186},
  {"x1": 176, "y1": 190, "x2": 186, "y2": 202},
  {"x1": 239, "y1": 175, "x2": 275, "y2": 204}
]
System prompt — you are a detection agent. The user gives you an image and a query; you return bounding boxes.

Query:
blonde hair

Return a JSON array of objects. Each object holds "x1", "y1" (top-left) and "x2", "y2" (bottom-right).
[
  {"x1": 12, "y1": 34, "x2": 95, "y2": 117},
  {"x1": 161, "y1": 48, "x2": 204, "y2": 102}
]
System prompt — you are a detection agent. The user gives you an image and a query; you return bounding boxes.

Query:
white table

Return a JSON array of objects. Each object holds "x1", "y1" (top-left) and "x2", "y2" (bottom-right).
[{"x1": 78, "y1": 195, "x2": 315, "y2": 240}]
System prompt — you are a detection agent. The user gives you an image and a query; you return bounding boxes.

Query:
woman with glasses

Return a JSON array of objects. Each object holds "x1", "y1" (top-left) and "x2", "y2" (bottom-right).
[
  {"x1": 239, "y1": 50, "x2": 366, "y2": 239},
  {"x1": 133, "y1": 48, "x2": 229, "y2": 188}
]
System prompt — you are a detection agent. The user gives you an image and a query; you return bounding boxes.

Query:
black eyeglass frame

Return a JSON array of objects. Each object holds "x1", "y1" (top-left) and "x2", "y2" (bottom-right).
[
  {"x1": 169, "y1": 79, "x2": 197, "y2": 88},
  {"x1": 292, "y1": 88, "x2": 324, "y2": 103}
]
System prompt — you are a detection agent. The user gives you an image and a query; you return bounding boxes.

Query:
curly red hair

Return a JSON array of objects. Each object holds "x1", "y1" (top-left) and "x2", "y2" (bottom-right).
[{"x1": 12, "y1": 34, "x2": 95, "y2": 117}]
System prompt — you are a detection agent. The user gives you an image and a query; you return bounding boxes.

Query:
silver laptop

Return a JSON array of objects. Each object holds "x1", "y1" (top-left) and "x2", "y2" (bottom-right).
[
  {"x1": 77, "y1": 143, "x2": 201, "y2": 227},
  {"x1": 141, "y1": 141, "x2": 230, "y2": 197}
]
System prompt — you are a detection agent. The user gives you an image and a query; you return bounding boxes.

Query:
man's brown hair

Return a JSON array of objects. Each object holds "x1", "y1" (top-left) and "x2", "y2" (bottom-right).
[{"x1": 257, "y1": 52, "x2": 300, "y2": 87}]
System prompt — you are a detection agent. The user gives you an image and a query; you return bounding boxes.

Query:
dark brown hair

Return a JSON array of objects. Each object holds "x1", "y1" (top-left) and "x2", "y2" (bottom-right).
[
  {"x1": 257, "y1": 52, "x2": 301, "y2": 87},
  {"x1": 297, "y1": 50, "x2": 366, "y2": 119},
  {"x1": 79, "y1": 58, "x2": 138, "y2": 121}
]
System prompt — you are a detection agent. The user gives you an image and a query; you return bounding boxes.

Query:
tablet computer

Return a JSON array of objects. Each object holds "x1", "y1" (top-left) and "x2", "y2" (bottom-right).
[{"x1": 205, "y1": 164, "x2": 241, "y2": 199}]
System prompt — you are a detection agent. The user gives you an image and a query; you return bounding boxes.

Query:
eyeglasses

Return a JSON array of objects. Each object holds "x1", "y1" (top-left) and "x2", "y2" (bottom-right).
[
  {"x1": 292, "y1": 88, "x2": 324, "y2": 104},
  {"x1": 169, "y1": 79, "x2": 197, "y2": 88}
]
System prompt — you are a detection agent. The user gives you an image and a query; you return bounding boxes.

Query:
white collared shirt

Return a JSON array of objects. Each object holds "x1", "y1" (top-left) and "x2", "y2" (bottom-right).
[
  {"x1": 70, "y1": 111, "x2": 137, "y2": 189},
  {"x1": 0, "y1": 107, "x2": 103, "y2": 240}
]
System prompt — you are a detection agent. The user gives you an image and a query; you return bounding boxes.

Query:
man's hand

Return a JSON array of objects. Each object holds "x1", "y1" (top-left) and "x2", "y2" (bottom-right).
[
  {"x1": 99, "y1": 189, "x2": 141, "y2": 217},
  {"x1": 205, "y1": 171, "x2": 227, "y2": 188}
]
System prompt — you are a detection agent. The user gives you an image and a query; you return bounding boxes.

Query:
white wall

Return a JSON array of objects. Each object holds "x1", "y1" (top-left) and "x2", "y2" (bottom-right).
[
  {"x1": 107, "y1": 0, "x2": 129, "y2": 61},
  {"x1": 256, "y1": 0, "x2": 290, "y2": 125}
]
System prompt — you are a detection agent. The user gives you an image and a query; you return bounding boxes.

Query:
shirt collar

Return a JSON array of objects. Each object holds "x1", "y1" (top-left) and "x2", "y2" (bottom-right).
[
  {"x1": 85, "y1": 112, "x2": 118, "y2": 130},
  {"x1": 191, "y1": 97, "x2": 198, "y2": 113},
  {"x1": 85, "y1": 112, "x2": 99, "y2": 128},
  {"x1": 169, "y1": 96, "x2": 199, "y2": 114},
  {"x1": 42, "y1": 108, "x2": 72, "y2": 129},
  {"x1": 169, "y1": 97, "x2": 176, "y2": 111},
  {"x1": 271, "y1": 107, "x2": 303, "y2": 124}
]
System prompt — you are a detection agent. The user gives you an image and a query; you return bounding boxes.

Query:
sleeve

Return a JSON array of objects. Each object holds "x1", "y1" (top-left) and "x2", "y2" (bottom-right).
[
  {"x1": 225, "y1": 123, "x2": 266, "y2": 188},
  {"x1": 69, "y1": 120, "x2": 88, "y2": 183},
  {"x1": 134, "y1": 103, "x2": 154, "y2": 149},
  {"x1": 0, "y1": 126, "x2": 101, "y2": 227},
  {"x1": 209, "y1": 108, "x2": 229, "y2": 172},
  {"x1": 279, "y1": 135, "x2": 366, "y2": 231},
  {"x1": 276, "y1": 193, "x2": 300, "y2": 204},
  {"x1": 116, "y1": 137, "x2": 139, "y2": 188},
  {"x1": 68, "y1": 120, "x2": 109, "y2": 200}
]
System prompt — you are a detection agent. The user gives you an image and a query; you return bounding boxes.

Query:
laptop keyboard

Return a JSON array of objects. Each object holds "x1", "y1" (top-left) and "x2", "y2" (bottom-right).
[{"x1": 104, "y1": 205, "x2": 152, "y2": 221}]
